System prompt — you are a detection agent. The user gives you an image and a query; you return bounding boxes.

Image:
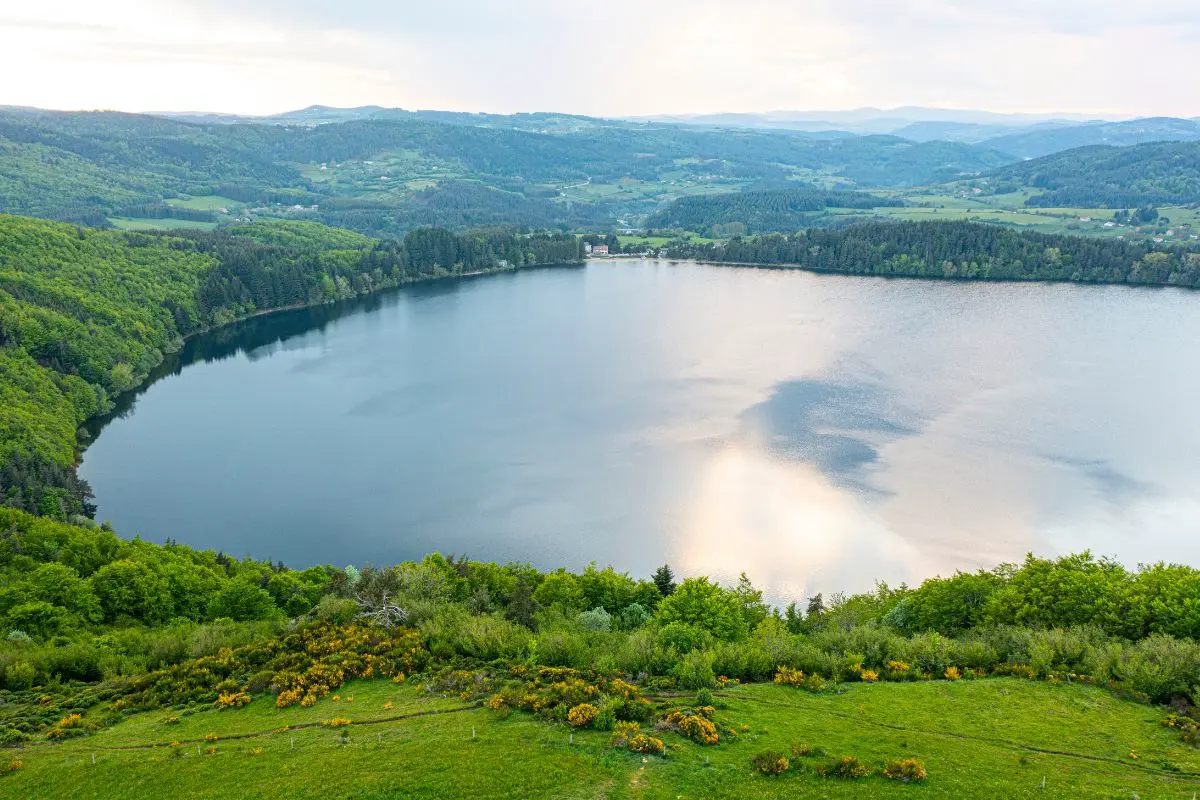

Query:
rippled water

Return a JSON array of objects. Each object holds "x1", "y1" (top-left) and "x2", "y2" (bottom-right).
[{"x1": 80, "y1": 261, "x2": 1200, "y2": 602}]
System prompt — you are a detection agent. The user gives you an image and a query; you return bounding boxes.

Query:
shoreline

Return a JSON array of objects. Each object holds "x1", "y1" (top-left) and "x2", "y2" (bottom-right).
[{"x1": 595, "y1": 254, "x2": 1194, "y2": 291}]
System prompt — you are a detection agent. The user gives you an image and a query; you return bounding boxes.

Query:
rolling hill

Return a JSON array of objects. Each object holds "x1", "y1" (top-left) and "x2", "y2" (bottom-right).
[
  {"x1": 0, "y1": 108, "x2": 1014, "y2": 235},
  {"x1": 985, "y1": 140, "x2": 1200, "y2": 207},
  {"x1": 985, "y1": 117, "x2": 1200, "y2": 159}
]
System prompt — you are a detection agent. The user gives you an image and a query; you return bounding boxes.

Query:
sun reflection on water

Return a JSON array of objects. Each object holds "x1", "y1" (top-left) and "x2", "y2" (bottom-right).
[{"x1": 677, "y1": 444, "x2": 921, "y2": 606}]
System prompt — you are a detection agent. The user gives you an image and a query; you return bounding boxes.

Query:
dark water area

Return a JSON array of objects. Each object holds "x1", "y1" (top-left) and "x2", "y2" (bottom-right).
[{"x1": 80, "y1": 261, "x2": 1200, "y2": 602}]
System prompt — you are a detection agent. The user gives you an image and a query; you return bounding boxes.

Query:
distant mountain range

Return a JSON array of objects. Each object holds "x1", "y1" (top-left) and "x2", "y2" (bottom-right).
[
  {"x1": 152, "y1": 106, "x2": 610, "y2": 134},
  {"x1": 633, "y1": 107, "x2": 1125, "y2": 134},
  {"x1": 982, "y1": 117, "x2": 1200, "y2": 159},
  {"x1": 632, "y1": 108, "x2": 1200, "y2": 162},
  {"x1": 148, "y1": 105, "x2": 1200, "y2": 163}
]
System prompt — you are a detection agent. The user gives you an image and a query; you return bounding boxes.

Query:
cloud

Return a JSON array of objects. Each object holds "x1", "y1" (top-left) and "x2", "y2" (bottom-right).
[
  {"x1": 1, "y1": 0, "x2": 1198, "y2": 115},
  {"x1": 0, "y1": 17, "x2": 114, "y2": 32}
]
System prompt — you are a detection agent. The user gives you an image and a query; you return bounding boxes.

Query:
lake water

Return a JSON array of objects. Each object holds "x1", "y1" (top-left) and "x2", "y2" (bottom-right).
[{"x1": 80, "y1": 261, "x2": 1200, "y2": 602}]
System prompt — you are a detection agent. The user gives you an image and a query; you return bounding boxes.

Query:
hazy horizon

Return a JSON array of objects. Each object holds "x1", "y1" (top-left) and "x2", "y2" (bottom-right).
[
  {"x1": 3, "y1": 1, "x2": 1199, "y2": 119},
  {"x1": 2, "y1": 102, "x2": 1155, "y2": 124}
]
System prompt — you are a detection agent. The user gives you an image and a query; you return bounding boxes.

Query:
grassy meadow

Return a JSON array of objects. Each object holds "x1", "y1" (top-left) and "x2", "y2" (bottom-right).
[
  {"x1": 107, "y1": 217, "x2": 219, "y2": 232},
  {"x1": 164, "y1": 195, "x2": 243, "y2": 211},
  {"x1": 5, "y1": 677, "x2": 1198, "y2": 799}
]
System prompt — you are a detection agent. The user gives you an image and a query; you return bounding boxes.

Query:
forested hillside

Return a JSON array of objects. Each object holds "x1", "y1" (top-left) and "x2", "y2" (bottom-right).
[
  {"x1": 0, "y1": 108, "x2": 1014, "y2": 235},
  {"x1": 646, "y1": 187, "x2": 900, "y2": 235},
  {"x1": 986, "y1": 141, "x2": 1200, "y2": 207},
  {"x1": 0, "y1": 215, "x2": 582, "y2": 520},
  {"x1": 984, "y1": 117, "x2": 1200, "y2": 160},
  {"x1": 666, "y1": 220, "x2": 1200, "y2": 285}
]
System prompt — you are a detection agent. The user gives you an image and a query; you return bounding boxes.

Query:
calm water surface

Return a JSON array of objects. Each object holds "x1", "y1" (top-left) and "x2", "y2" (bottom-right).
[{"x1": 80, "y1": 261, "x2": 1200, "y2": 601}]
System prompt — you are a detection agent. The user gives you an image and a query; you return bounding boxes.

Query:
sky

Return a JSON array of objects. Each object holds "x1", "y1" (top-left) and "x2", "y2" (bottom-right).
[{"x1": 2, "y1": 0, "x2": 1199, "y2": 117}]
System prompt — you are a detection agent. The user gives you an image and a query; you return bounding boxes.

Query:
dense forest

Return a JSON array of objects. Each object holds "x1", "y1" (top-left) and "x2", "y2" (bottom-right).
[
  {"x1": 986, "y1": 140, "x2": 1200, "y2": 207},
  {"x1": 312, "y1": 181, "x2": 611, "y2": 236},
  {"x1": 646, "y1": 187, "x2": 900, "y2": 235},
  {"x1": 666, "y1": 220, "x2": 1200, "y2": 286},
  {"x1": 0, "y1": 214, "x2": 582, "y2": 520},
  {"x1": 1, "y1": 504, "x2": 1199, "y2": 749}
]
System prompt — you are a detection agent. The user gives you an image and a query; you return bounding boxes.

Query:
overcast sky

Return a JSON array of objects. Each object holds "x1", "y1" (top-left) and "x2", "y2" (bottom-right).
[{"x1": 2, "y1": 0, "x2": 1198, "y2": 117}]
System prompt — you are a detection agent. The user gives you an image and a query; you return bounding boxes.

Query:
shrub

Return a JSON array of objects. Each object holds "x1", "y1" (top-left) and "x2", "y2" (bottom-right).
[
  {"x1": 774, "y1": 666, "x2": 805, "y2": 687},
  {"x1": 674, "y1": 649, "x2": 716, "y2": 690},
  {"x1": 694, "y1": 688, "x2": 714, "y2": 706},
  {"x1": 215, "y1": 691, "x2": 251, "y2": 709},
  {"x1": 662, "y1": 710, "x2": 719, "y2": 745},
  {"x1": 4, "y1": 660, "x2": 36, "y2": 691},
  {"x1": 751, "y1": 750, "x2": 790, "y2": 775},
  {"x1": 944, "y1": 666, "x2": 962, "y2": 681},
  {"x1": 883, "y1": 758, "x2": 928, "y2": 782},
  {"x1": 323, "y1": 718, "x2": 352, "y2": 727},
  {"x1": 629, "y1": 733, "x2": 665, "y2": 755},
  {"x1": 568, "y1": 703, "x2": 600, "y2": 728},
  {"x1": 611, "y1": 720, "x2": 663, "y2": 754},
  {"x1": 860, "y1": 669, "x2": 879, "y2": 682},
  {"x1": 577, "y1": 607, "x2": 613, "y2": 632},
  {"x1": 0, "y1": 728, "x2": 29, "y2": 746},
  {"x1": 1163, "y1": 714, "x2": 1200, "y2": 747},
  {"x1": 246, "y1": 670, "x2": 275, "y2": 693},
  {"x1": 820, "y1": 755, "x2": 870, "y2": 779},
  {"x1": 4, "y1": 760, "x2": 22, "y2": 773},
  {"x1": 619, "y1": 603, "x2": 651, "y2": 630},
  {"x1": 791, "y1": 742, "x2": 823, "y2": 758},
  {"x1": 1113, "y1": 634, "x2": 1200, "y2": 703},
  {"x1": 593, "y1": 704, "x2": 617, "y2": 731},
  {"x1": 46, "y1": 713, "x2": 86, "y2": 740},
  {"x1": 314, "y1": 596, "x2": 360, "y2": 625},
  {"x1": 611, "y1": 720, "x2": 641, "y2": 745}
]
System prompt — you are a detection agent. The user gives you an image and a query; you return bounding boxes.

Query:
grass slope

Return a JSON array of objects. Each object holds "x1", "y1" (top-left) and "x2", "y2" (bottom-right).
[{"x1": 6, "y1": 678, "x2": 1197, "y2": 799}]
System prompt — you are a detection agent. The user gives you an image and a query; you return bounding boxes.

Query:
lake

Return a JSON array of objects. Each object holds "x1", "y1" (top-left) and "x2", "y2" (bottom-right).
[{"x1": 80, "y1": 260, "x2": 1200, "y2": 602}]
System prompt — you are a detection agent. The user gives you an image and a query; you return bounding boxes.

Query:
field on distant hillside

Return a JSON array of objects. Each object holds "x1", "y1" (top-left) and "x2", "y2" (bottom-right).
[
  {"x1": 107, "y1": 217, "x2": 219, "y2": 232},
  {"x1": 164, "y1": 195, "x2": 243, "y2": 211}
]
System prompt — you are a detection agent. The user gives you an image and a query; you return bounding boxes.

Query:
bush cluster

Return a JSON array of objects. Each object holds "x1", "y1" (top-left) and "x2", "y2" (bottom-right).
[
  {"x1": 611, "y1": 721, "x2": 664, "y2": 755},
  {"x1": 750, "y1": 750, "x2": 790, "y2": 775},
  {"x1": 660, "y1": 708, "x2": 720, "y2": 745},
  {"x1": 481, "y1": 666, "x2": 654, "y2": 729},
  {"x1": 882, "y1": 758, "x2": 929, "y2": 782}
]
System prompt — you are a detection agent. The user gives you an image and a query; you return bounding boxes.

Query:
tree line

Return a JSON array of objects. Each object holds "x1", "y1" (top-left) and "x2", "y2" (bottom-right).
[
  {"x1": 647, "y1": 187, "x2": 901, "y2": 236},
  {"x1": 3, "y1": 505, "x2": 1200, "y2": 715},
  {"x1": 665, "y1": 220, "x2": 1200, "y2": 287}
]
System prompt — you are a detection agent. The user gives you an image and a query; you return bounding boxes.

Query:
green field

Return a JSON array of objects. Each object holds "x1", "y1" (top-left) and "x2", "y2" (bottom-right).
[
  {"x1": 6, "y1": 678, "x2": 1197, "y2": 799},
  {"x1": 107, "y1": 217, "x2": 219, "y2": 231},
  {"x1": 164, "y1": 195, "x2": 243, "y2": 211},
  {"x1": 616, "y1": 233, "x2": 715, "y2": 249}
]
